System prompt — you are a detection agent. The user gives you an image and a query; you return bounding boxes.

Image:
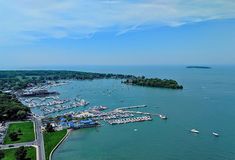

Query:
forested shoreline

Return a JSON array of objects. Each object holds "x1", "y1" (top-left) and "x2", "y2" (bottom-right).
[
  {"x1": 0, "y1": 70, "x2": 135, "y2": 91},
  {"x1": 123, "y1": 77, "x2": 183, "y2": 89},
  {"x1": 0, "y1": 70, "x2": 183, "y2": 91}
]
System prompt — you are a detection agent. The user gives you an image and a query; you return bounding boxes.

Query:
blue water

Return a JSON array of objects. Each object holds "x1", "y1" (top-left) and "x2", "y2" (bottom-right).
[{"x1": 52, "y1": 66, "x2": 235, "y2": 160}]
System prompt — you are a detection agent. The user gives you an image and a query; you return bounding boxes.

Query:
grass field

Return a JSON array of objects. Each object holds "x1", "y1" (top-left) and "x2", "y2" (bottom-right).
[
  {"x1": 4, "y1": 121, "x2": 35, "y2": 144},
  {"x1": 44, "y1": 129, "x2": 67, "y2": 160},
  {"x1": 2, "y1": 146, "x2": 36, "y2": 160}
]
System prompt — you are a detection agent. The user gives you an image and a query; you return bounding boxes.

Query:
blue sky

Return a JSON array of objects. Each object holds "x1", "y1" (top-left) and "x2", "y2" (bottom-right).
[{"x1": 0, "y1": 0, "x2": 235, "y2": 67}]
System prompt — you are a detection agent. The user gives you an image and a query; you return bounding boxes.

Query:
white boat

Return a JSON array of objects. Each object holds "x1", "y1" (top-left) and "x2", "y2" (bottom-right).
[
  {"x1": 212, "y1": 132, "x2": 219, "y2": 137},
  {"x1": 159, "y1": 114, "x2": 168, "y2": 120},
  {"x1": 190, "y1": 129, "x2": 199, "y2": 134}
]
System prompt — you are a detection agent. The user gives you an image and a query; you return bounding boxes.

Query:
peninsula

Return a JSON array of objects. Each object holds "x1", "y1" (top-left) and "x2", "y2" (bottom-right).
[{"x1": 123, "y1": 77, "x2": 183, "y2": 89}]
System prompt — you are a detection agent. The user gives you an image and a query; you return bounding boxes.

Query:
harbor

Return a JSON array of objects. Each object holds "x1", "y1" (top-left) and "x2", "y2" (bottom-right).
[{"x1": 16, "y1": 81, "x2": 168, "y2": 130}]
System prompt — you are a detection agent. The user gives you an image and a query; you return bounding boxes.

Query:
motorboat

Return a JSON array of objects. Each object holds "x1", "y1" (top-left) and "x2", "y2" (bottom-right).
[
  {"x1": 190, "y1": 129, "x2": 199, "y2": 134},
  {"x1": 212, "y1": 132, "x2": 219, "y2": 137},
  {"x1": 159, "y1": 114, "x2": 168, "y2": 120}
]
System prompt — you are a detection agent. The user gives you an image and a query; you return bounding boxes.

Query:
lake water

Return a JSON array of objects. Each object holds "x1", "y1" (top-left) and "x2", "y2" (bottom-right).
[{"x1": 52, "y1": 66, "x2": 235, "y2": 160}]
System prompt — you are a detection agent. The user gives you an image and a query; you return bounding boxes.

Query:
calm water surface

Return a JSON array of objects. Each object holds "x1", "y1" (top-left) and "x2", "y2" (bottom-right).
[{"x1": 52, "y1": 66, "x2": 235, "y2": 160}]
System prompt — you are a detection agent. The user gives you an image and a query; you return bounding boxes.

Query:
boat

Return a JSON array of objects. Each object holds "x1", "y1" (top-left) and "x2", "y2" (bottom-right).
[
  {"x1": 159, "y1": 114, "x2": 168, "y2": 120},
  {"x1": 190, "y1": 129, "x2": 199, "y2": 134},
  {"x1": 212, "y1": 132, "x2": 219, "y2": 137},
  {"x1": 73, "y1": 99, "x2": 89, "y2": 107}
]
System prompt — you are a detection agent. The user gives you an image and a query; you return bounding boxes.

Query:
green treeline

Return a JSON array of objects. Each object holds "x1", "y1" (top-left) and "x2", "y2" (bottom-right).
[
  {"x1": 0, "y1": 70, "x2": 135, "y2": 91},
  {"x1": 123, "y1": 77, "x2": 183, "y2": 89},
  {"x1": 0, "y1": 92, "x2": 30, "y2": 121},
  {"x1": 0, "y1": 70, "x2": 183, "y2": 91}
]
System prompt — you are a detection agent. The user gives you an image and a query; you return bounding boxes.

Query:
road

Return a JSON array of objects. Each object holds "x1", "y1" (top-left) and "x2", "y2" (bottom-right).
[
  {"x1": 0, "y1": 141, "x2": 36, "y2": 149},
  {"x1": 33, "y1": 117, "x2": 46, "y2": 160},
  {"x1": 0, "y1": 117, "x2": 46, "y2": 160}
]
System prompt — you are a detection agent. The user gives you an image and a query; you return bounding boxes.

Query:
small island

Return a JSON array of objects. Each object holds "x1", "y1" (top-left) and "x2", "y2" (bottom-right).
[
  {"x1": 123, "y1": 77, "x2": 183, "y2": 89},
  {"x1": 186, "y1": 66, "x2": 211, "y2": 69}
]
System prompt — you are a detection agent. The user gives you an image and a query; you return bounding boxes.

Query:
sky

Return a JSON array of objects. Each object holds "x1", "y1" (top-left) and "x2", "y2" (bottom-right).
[{"x1": 0, "y1": 0, "x2": 235, "y2": 68}]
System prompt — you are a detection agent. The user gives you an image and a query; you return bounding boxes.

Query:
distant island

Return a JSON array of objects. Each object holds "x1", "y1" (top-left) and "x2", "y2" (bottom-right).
[
  {"x1": 186, "y1": 66, "x2": 211, "y2": 69},
  {"x1": 0, "y1": 70, "x2": 183, "y2": 91},
  {"x1": 123, "y1": 77, "x2": 183, "y2": 89}
]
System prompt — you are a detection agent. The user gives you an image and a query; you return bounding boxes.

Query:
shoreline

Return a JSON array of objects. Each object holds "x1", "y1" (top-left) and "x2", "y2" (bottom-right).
[{"x1": 49, "y1": 129, "x2": 72, "y2": 160}]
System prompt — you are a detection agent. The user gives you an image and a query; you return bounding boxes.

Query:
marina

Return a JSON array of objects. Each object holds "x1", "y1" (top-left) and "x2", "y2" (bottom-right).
[
  {"x1": 19, "y1": 86, "x2": 90, "y2": 116},
  {"x1": 40, "y1": 103, "x2": 163, "y2": 130},
  {"x1": 41, "y1": 99, "x2": 89, "y2": 115},
  {"x1": 17, "y1": 82, "x2": 167, "y2": 128}
]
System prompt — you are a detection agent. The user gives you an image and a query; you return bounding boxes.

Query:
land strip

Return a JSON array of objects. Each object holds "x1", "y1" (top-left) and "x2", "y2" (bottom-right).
[{"x1": 43, "y1": 129, "x2": 67, "y2": 160}]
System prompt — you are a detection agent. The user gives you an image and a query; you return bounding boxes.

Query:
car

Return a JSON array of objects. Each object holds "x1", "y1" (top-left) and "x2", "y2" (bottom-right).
[{"x1": 8, "y1": 145, "x2": 14, "y2": 147}]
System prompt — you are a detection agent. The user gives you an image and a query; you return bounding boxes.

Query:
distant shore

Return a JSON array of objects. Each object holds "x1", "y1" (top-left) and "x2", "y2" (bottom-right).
[{"x1": 186, "y1": 66, "x2": 211, "y2": 69}]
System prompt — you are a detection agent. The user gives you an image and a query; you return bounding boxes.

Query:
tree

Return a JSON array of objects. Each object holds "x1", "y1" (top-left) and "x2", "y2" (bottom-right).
[
  {"x1": 15, "y1": 146, "x2": 27, "y2": 160},
  {"x1": 9, "y1": 132, "x2": 19, "y2": 141},
  {"x1": 18, "y1": 129, "x2": 22, "y2": 135},
  {"x1": 16, "y1": 110, "x2": 27, "y2": 120},
  {"x1": 0, "y1": 150, "x2": 5, "y2": 160},
  {"x1": 0, "y1": 92, "x2": 30, "y2": 121},
  {"x1": 45, "y1": 123, "x2": 54, "y2": 132}
]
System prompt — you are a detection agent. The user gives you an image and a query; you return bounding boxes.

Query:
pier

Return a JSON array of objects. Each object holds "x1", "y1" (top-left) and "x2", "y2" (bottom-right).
[
  {"x1": 122, "y1": 111, "x2": 167, "y2": 120},
  {"x1": 107, "y1": 116, "x2": 152, "y2": 125},
  {"x1": 116, "y1": 105, "x2": 147, "y2": 111}
]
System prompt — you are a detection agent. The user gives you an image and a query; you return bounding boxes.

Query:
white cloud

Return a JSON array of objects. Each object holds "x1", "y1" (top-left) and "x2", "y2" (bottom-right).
[{"x1": 0, "y1": 0, "x2": 235, "y2": 43}]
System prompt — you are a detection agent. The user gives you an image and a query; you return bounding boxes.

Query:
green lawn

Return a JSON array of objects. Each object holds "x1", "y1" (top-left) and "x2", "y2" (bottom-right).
[
  {"x1": 4, "y1": 121, "x2": 35, "y2": 144},
  {"x1": 44, "y1": 130, "x2": 67, "y2": 160},
  {"x1": 2, "y1": 146, "x2": 36, "y2": 160}
]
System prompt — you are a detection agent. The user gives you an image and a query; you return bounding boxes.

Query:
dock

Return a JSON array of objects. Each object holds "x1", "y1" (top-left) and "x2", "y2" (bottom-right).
[
  {"x1": 116, "y1": 105, "x2": 147, "y2": 110},
  {"x1": 107, "y1": 116, "x2": 152, "y2": 125},
  {"x1": 123, "y1": 111, "x2": 167, "y2": 120}
]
